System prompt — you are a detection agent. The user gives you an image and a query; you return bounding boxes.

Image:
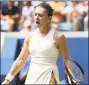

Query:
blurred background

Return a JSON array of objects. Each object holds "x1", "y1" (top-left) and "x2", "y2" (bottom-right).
[{"x1": 0, "y1": 0, "x2": 88, "y2": 85}]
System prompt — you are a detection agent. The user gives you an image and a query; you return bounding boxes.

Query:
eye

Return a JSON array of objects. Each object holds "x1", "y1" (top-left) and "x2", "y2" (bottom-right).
[
  {"x1": 38, "y1": 14, "x2": 43, "y2": 17},
  {"x1": 34, "y1": 13, "x2": 43, "y2": 17}
]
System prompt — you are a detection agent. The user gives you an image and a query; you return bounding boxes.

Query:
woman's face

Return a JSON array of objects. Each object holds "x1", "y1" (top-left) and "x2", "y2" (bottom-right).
[{"x1": 34, "y1": 6, "x2": 51, "y2": 28}]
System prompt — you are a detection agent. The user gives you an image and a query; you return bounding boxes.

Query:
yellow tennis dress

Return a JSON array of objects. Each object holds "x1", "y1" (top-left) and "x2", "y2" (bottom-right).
[{"x1": 25, "y1": 28, "x2": 60, "y2": 84}]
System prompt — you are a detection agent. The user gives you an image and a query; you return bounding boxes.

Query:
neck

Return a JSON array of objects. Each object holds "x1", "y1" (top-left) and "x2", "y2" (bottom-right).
[{"x1": 38, "y1": 24, "x2": 51, "y2": 34}]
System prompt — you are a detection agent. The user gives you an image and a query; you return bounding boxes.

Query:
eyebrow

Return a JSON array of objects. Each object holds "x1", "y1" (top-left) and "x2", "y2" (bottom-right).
[{"x1": 34, "y1": 13, "x2": 44, "y2": 16}]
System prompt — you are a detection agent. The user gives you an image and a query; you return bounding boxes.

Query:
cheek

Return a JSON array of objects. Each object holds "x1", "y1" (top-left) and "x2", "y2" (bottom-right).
[
  {"x1": 41, "y1": 19, "x2": 48, "y2": 24},
  {"x1": 41, "y1": 18, "x2": 48, "y2": 22},
  {"x1": 33, "y1": 16, "x2": 36, "y2": 20}
]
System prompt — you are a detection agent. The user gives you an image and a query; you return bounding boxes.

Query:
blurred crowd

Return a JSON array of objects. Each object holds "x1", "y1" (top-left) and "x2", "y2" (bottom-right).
[{"x1": 0, "y1": 0, "x2": 88, "y2": 32}]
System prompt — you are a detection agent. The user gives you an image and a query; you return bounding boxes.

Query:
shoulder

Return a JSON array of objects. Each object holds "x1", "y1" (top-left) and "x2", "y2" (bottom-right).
[
  {"x1": 54, "y1": 30, "x2": 66, "y2": 45},
  {"x1": 54, "y1": 30, "x2": 67, "y2": 49},
  {"x1": 31, "y1": 29, "x2": 37, "y2": 35},
  {"x1": 25, "y1": 29, "x2": 37, "y2": 41},
  {"x1": 54, "y1": 30, "x2": 66, "y2": 41}
]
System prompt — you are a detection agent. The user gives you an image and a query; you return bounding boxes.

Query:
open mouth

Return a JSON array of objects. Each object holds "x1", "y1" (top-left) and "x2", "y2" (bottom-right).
[{"x1": 36, "y1": 21, "x2": 40, "y2": 24}]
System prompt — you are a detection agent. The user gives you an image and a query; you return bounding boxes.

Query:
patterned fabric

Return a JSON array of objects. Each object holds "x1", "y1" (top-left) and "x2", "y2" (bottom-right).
[{"x1": 49, "y1": 71, "x2": 58, "y2": 85}]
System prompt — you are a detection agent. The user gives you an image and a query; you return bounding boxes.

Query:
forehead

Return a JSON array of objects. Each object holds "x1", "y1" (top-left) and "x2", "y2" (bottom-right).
[{"x1": 34, "y1": 6, "x2": 47, "y2": 14}]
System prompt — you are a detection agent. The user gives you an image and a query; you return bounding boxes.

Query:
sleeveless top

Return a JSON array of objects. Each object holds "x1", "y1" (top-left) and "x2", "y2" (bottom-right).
[{"x1": 25, "y1": 28, "x2": 60, "y2": 84}]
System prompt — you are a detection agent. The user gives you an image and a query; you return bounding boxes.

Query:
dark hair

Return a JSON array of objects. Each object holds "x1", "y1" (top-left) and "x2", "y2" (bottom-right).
[{"x1": 36, "y1": 3, "x2": 54, "y2": 16}]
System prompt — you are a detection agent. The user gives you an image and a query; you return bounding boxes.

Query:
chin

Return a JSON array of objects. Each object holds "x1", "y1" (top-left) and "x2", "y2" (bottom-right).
[{"x1": 36, "y1": 24, "x2": 40, "y2": 27}]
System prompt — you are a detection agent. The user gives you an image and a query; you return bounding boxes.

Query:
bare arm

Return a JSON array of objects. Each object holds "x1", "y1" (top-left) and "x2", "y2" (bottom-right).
[
  {"x1": 9, "y1": 35, "x2": 30, "y2": 76},
  {"x1": 56, "y1": 33, "x2": 69, "y2": 61},
  {"x1": 19, "y1": 15, "x2": 26, "y2": 24},
  {"x1": 10, "y1": 13, "x2": 20, "y2": 19},
  {"x1": 2, "y1": 34, "x2": 31, "y2": 84}
]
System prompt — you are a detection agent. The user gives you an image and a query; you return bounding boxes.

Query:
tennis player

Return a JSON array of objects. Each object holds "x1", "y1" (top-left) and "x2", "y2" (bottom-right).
[{"x1": 2, "y1": 3, "x2": 69, "y2": 84}]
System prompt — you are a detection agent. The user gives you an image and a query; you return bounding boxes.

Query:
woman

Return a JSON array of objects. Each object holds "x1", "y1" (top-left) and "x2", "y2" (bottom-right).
[{"x1": 2, "y1": 3, "x2": 69, "y2": 84}]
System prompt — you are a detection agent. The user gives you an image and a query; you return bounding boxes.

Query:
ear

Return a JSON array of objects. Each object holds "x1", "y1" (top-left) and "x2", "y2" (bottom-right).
[{"x1": 48, "y1": 16, "x2": 52, "y2": 22}]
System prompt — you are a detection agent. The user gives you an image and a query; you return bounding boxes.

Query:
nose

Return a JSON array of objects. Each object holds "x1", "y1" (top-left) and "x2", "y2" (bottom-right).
[{"x1": 34, "y1": 14, "x2": 39, "y2": 20}]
